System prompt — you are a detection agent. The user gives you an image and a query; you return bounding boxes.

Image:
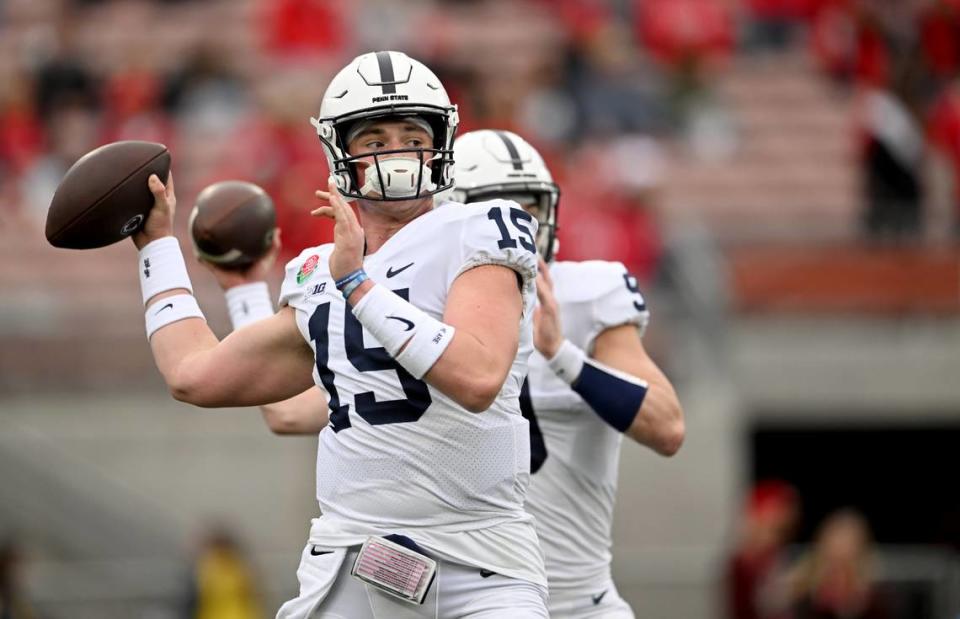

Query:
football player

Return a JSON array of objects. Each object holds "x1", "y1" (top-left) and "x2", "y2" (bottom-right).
[
  {"x1": 205, "y1": 249, "x2": 551, "y2": 471},
  {"x1": 132, "y1": 52, "x2": 549, "y2": 617},
  {"x1": 209, "y1": 127, "x2": 684, "y2": 617},
  {"x1": 452, "y1": 129, "x2": 685, "y2": 619},
  {"x1": 202, "y1": 230, "x2": 547, "y2": 474}
]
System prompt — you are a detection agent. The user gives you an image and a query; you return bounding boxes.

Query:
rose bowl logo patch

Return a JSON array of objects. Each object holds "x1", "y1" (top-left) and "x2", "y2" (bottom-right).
[{"x1": 297, "y1": 255, "x2": 320, "y2": 284}]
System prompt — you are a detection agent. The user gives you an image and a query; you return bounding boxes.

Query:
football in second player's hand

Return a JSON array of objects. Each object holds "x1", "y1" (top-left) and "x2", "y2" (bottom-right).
[{"x1": 188, "y1": 180, "x2": 276, "y2": 270}]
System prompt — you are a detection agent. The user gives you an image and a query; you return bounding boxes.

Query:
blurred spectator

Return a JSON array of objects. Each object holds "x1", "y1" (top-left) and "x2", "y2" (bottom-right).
[
  {"x1": 742, "y1": 0, "x2": 816, "y2": 52},
  {"x1": 788, "y1": 509, "x2": 889, "y2": 619},
  {"x1": 858, "y1": 85, "x2": 925, "y2": 240},
  {"x1": 163, "y1": 44, "x2": 249, "y2": 137},
  {"x1": 724, "y1": 480, "x2": 799, "y2": 619},
  {"x1": 927, "y1": 76, "x2": 960, "y2": 236},
  {"x1": 257, "y1": 0, "x2": 349, "y2": 60},
  {"x1": 555, "y1": 136, "x2": 666, "y2": 282},
  {"x1": 637, "y1": 0, "x2": 735, "y2": 70},
  {"x1": 20, "y1": 102, "x2": 100, "y2": 223},
  {"x1": 0, "y1": 71, "x2": 43, "y2": 176},
  {"x1": 102, "y1": 52, "x2": 172, "y2": 145},
  {"x1": 634, "y1": 0, "x2": 737, "y2": 157},
  {"x1": 0, "y1": 539, "x2": 37, "y2": 619},
  {"x1": 809, "y1": 0, "x2": 859, "y2": 85},
  {"x1": 546, "y1": 0, "x2": 613, "y2": 46},
  {"x1": 565, "y1": 21, "x2": 669, "y2": 141},
  {"x1": 32, "y1": 16, "x2": 99, "y2": 120},
  {"x1": 810, "y1": 1, "x2": 890, "y2": 89},
  {"x1": 183, "y1": 527, "x2": 263, "y2": 619},
  {"x1": 918, "y1": 0, "x2": 960, "y2": 91},
  {"x1": 0, "y1": 69, "x2": 43, "y2": 224}
]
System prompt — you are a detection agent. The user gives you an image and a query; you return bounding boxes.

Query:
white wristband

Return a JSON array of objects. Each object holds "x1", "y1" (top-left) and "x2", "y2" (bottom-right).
[
  {"x1": 145, "y1": 293, "x2": 206, "y2": 339},
  {"x1": 547, "y1": 339, "x2": 586, "y2": 385},
  {"x1": 225, "y1": 282, "x2": 273, "y2": 330},
  {"x1": 139, "y1": 237, "x2": 193, "y2": 305},
  {"x1": 352, "y1": 283, "x2": 456, "y2": 379},
  {"x1": 394, "y1": 321, "x2": 456, "y2": 380}
]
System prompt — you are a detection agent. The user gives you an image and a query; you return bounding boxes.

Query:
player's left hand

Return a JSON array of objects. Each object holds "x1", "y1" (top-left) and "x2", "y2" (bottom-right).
[
  {"x1": 200, "y1": 229, "x2": 282, "y2": 291},
  {"x1": 313, "y1": 175, "x2": 365, "y2": 281},
  {"x1": 533, "y1": 257, "x2": 564, "y2": 359}
]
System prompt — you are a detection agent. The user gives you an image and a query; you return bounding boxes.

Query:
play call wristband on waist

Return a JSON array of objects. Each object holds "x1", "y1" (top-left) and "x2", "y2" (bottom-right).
[{"x1": 351, "y1": 535, "x2": 437, "y2": 605}]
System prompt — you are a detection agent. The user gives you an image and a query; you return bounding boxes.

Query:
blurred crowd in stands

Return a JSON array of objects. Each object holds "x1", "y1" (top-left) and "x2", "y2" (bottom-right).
[
  {"x1": 3, "y1": 0, "x2": 959, "y2": 289},
  {"x1": 726, "y1": 481, "x2": 891, "y2": 619}
]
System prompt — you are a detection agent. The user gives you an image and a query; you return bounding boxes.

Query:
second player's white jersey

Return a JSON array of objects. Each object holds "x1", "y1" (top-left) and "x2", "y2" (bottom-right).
[
  {"x1": 279, "y1": 200, "x2": 546, "y2": 586},
  {"x1": 524, "y1": 260, "x2": 650, "y2": 593}
]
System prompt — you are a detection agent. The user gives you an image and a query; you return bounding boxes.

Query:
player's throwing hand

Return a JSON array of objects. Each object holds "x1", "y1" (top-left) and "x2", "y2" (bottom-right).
[
  {"x1": 312, "y1": 175, "x2": 364, "y2": 281},
  {"x1": 134, "y1": 173, "x2": 177, "y2": 250}
]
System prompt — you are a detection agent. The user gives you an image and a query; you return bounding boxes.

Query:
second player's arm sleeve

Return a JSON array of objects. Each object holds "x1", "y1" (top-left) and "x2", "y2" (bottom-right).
[{"x1": 586, "y1": 263, "x2": 651, "y2": 349}]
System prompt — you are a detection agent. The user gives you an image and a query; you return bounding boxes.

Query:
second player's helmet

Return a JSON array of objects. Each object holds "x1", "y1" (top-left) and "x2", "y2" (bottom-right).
[
  {"x1": 453, "y1": 130, "x2": 560, "y2": 262},
  {"x1": 311, "y1": 51, "x2": 459, "y2": 202}
]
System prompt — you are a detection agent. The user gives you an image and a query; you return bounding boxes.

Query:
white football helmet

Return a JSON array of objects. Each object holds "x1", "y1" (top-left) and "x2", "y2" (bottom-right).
[
  {"x1": 310, "y1": 51, "x2": 459, "y2": 201},
  {"x1": 452, "y1": 130, "x2": 560, "y2": 261}
]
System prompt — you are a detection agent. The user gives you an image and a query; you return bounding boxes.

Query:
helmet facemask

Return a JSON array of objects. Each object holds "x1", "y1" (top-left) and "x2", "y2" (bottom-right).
[{"x1": 313, "y1": 109, "x2": 457, "y2": 202}]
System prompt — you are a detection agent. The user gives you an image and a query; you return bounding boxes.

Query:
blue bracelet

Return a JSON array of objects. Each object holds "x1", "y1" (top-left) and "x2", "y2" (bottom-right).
[
  {"x1": 335, "y1": 268, "x2": 366, "y2": 290},
  {"x1": 339, "y1": 270, "x2": 369, "y2": 299}
]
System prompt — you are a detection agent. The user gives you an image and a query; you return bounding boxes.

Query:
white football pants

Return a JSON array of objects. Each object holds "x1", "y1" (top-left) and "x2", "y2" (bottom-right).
[
  {"x1": 276, "y1": 542, "x2": 549, "y2": 619},
  {"x1": 547, "y1": 581, "x2": 635, "y2": 619}
]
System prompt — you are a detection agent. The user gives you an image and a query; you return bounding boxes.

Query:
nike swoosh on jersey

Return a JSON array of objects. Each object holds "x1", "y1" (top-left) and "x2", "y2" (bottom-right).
[
  {"x1": 386, "y1": 262, "x2": 415, "y2": 278},
  {"x1": 310, "y1": 546, "x2": 332, "y2": 556},
  {"x1": 591, "y1": 590, "x2": 608, "y2": 605},
  {"x1": 479, "y1": 569, "x2": 496, "y2": 578},
  {"x1": 154, "y1": 303, "x2": 174, "y2": 315},
  {"x1": 386, "y1": 315, "x2": 415, "y2": 331}
]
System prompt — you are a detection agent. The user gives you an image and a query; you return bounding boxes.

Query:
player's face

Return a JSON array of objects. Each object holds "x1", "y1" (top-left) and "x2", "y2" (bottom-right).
[
  {"x1": 504, "y1": 193, "x2": 544, "y2": 222},
  {"x1": 347, "y1": 120, "x2": 432, "y2": 171},
  {"x1": 346, "y1": 119, "x2": 435, "y2": 212}
]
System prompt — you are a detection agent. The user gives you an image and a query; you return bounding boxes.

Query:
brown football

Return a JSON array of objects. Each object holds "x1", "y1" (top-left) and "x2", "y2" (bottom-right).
[
  {"x1": 45, "y1": 141, "x2": 171, "y2": 249},
  {"x1": 188, "y1": 180, "x2": 276, "y2": 270}
]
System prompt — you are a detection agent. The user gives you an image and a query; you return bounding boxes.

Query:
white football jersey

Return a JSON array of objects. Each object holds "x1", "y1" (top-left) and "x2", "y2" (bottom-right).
[
  {"x1": 524, "y1": 260, "x2": 650, "y2": 594},
  {"x1": 279, "y1": 200, "x2": 547, "y2": 587}
]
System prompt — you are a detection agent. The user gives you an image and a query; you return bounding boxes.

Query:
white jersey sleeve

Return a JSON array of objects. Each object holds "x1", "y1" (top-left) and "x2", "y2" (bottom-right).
[
  {"x1": 455, "y1": 199, "x2": 539, "y2": 316},
  {"x1": 581, "y1": 261, "x2": 650, "y2": 349},
  {"x1": 278, "y1": 246, "x2": 330, "y2": 309}
]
